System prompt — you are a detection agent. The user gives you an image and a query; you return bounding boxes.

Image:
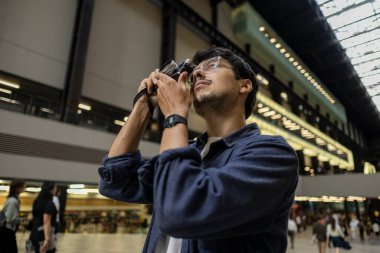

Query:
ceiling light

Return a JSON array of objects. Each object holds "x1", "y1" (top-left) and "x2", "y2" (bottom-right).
[
  {"x1": 285, "y1": 53, "x2": 290, "y2": 58},
  {"x1": 114, "y1": 120, "x2": 125, "y2": 126},
  {"x1": 280, "y1": 92, "x2": 288, "y2": 101},
  {"x1": 0, "y1": 79, "x2": 20, "y2": 89},
  {"x1": 275, "y1": 43, "x2": 281, "y2": 48},
  {"x1": 280, "y1": 48, "x2": 286, "y2": 53},
  {"x1": 263, "y1": 111, "x2": 276, "y2": 117},
  {"x1": 0, "y1": 97, "x2": 21, "y2": 104},
  {"x1": 297, "y1": 66, "x2": 302, "y2": 70},
  {"x1": 0, "y1": 88, "x2": 12, "y2": 94},
  {"x1": 67, "y1": 189, "x2": 88, "y2": 195},
  {"x1": 289, "y1": 57, "x2": 294, "y2": 62},
  {"x1": 258, "y1": 107, "x2": 270, "y2": 114},
  {"x1": 0, "y1": 186, "x2": 10, "y2": 191},
  {"x1": 124, "y1": 116, "x2": 129, "y2": 121},
  {"x1": 40, "y1": 108, "x2": 54, "y2": 114},
  {"x1": 257, "y1": 103, "x2": 263, "y2": 108},
  {"x1": 259, "y1": 26, "x2": 265, "y2": 32},
  {"x1": 262, "y1": 79, "x2": 269, "y2": 86},
  {"x1": 69, "y1": 184, "x2": 85, "y2": 189},
  {"x1": 270, "y1": 38, "x2": 276, "y2": 43},
  {"x1": 78, "y1": 103, "x2": 91, "y2": 111},
  {"x1": 293, "y1": 61, "x2": 299, "y2": 66},
  {"x1": 26, "y1": 187, "x2": 41, "y2": 192},
  {"x1": 300, "y1": 69, "x2": 306, "y2": 74},
  {"x1": 271, "y1": 114, "x2": 282, "y2": 120}
]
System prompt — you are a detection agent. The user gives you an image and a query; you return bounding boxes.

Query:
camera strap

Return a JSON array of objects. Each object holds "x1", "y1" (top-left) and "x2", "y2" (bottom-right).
[{"x1": 132, "y1": 87, "x2": 157, "y2": 117}]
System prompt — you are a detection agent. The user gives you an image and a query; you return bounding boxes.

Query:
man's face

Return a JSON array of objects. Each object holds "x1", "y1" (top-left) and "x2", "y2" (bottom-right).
[{"x1": 188, "y1": 56, "x2": 241, "y2": 116}]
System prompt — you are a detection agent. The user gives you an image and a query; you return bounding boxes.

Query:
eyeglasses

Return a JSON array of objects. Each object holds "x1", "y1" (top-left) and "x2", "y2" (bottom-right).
[{"x1": 187, "y1": 56, "x2": 233, "y2": 86}]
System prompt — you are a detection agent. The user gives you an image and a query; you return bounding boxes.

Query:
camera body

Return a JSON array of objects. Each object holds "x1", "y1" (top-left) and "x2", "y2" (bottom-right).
[{"x1": 159, "y1": 59, "x2": 194, "y2": 82}]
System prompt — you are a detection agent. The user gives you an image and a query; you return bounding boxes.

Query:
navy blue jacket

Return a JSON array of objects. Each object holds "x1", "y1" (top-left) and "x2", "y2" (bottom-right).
[{"x1": 98, "y1": 123, "x2": 298, "y2": 252}]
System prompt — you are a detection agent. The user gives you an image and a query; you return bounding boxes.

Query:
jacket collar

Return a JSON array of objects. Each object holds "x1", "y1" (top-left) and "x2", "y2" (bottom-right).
[{"x1": 195, "y1": 123, "x2": 261, "y2": 148}]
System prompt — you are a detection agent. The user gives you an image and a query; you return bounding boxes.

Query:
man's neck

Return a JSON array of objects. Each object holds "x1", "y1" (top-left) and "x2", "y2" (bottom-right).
[{"x1": 203, "y1": 107, "x2": 246, "y2": 138}]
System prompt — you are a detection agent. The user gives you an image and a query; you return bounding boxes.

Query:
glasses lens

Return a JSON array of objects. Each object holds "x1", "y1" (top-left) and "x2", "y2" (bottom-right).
[{"x1": 188, "y1": 56, "x2": 222, "y2": 86}]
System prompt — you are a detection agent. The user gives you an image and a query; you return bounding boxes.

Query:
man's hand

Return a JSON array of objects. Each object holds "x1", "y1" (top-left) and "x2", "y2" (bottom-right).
[
  {"x1": 135, "y1": 73, "x2": 159, "y2": 109},
  {"x1": 152, "y1": 71, "x2": 191, "y2": 118}
]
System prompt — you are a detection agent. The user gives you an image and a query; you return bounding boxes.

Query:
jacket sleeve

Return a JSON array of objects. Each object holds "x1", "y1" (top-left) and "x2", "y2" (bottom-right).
[
  {"x1": 98, "y1": 151, "x2": 157, "y2": 204},
  {"x1": 154, "y1": 137, "x2": 299, "y2": 239}
]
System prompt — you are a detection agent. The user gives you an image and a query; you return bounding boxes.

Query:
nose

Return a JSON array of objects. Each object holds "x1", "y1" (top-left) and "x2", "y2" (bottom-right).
[{"x1": 191, "y1": 68, "x2": 206, "y2": 84}]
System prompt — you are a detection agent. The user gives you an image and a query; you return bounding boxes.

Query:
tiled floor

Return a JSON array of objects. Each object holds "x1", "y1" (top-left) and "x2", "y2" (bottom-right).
[{"x1": 16, "y1": 230, "x2": 380, "y2": 253}]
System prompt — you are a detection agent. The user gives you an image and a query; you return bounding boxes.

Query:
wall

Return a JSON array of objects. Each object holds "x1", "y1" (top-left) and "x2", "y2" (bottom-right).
[
  {"x1": 0, "y1": 0, "x2": 77, "y2": 89},
  {"x1": 82, "y1": 0, "x2": 162, "y2": 110},
  {"x1": 0, "y1": 109, "x2": 159, "y2": 183},
  {"x1": 296, "y1": 174, "x2": 380, "y2": 197}
]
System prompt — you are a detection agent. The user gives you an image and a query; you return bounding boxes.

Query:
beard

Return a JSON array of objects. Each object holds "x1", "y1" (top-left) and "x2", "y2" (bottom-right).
[{"x1": 193, "y1": 91, "x2": 235, "y2": 117}]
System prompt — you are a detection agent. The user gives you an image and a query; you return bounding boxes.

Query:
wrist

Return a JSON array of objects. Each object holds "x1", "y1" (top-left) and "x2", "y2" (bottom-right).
[
  {"x1": 164, "y1": 114, "x2": 188, "y2": 129},
  {"x1": 165, "y1": 109, "x2": 189, "y2": 119}
]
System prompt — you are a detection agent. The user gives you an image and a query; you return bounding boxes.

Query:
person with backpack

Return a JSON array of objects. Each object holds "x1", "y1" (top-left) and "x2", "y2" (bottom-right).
[{"x1": 1, "y1": 179, "x2": 26, "y2": 253}]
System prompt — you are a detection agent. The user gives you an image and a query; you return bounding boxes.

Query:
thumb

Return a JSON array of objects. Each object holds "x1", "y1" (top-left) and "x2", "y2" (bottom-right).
[{"x1": 178, "y1": 72, "x2": 188, "y2": 87}]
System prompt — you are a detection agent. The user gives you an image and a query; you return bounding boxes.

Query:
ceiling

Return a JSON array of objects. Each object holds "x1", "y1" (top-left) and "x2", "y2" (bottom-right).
[{"x1": 243, "y1": 0, "x2": 380, "y2": 138}]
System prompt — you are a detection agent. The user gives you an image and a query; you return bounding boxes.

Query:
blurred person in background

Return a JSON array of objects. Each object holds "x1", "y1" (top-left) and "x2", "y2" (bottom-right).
[
  {"x1": 302, "y1": 213, "x2": 307, "y2": 231},
  {"x1": 313, "y1": 216, "x2": 327, "y2": 253},
  {"x1": 52, "y1": 188, "x2": 60, "y2": 231},
  {"x1": 349, "y1": 214, "x2": 359, "y2": 240},
  {"x1": 30, "y1": 182, "x2": 58, "y2": 253},
  {"x1": 296, "y1": 215, "x2": 302, "y2": 233},
  {"x1": 327, "y1": 219, "x2": 351, "y2": 253},
  {"x1": 373, "y1": 221, "x2": 380, "y2": 238},
  {"x1": 1, "y1": 179, "x2": 26, "y2": 253},
  {"x1": 288, "y1": 217, "x2": 297, "y2": 249}
]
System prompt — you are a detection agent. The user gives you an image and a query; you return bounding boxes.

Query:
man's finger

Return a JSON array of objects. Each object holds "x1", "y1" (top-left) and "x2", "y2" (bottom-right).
[
  {"x1": 178, "y1": 72, "x2": 188, "y2": 87},
  {"x1": 146, "y1": 77, "x2": 155, "y2": 94}
]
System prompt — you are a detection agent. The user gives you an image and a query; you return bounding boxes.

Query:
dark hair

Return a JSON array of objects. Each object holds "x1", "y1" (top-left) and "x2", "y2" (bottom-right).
[
  {"x1": 331, "y1": 218, "x2": 336, "y2": 231},
  {"x1": 191, "y1": 46, "x2": 258, "y2": 119},
  {"x1": 7, "y1": 179, "x2": 25, "y2": 198},
  {"x1": 32, "y1": 181, "x2": 56, "y2": 216}
]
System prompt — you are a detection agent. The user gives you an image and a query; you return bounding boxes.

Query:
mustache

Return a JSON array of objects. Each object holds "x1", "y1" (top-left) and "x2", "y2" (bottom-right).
[{"x1": 190, "y1": 78, "x2": 212, "y2": 93}]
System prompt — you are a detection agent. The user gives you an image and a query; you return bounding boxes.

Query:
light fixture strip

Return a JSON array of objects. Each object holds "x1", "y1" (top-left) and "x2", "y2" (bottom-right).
[
  {"x1": 258, "y1": 26, "x2": 335, "y2": 104},
  {"x1": 0, "y1": 79, "x2": 20, "y2": 89}
]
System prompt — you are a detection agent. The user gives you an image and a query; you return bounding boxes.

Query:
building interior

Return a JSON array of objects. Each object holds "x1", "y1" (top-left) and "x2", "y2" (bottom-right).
[{"x1": 0, "y1": 0, "x2": 380, "y2": 252}]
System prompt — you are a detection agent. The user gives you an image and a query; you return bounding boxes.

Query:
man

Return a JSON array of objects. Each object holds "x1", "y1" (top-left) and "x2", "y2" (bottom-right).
[
  {"x1": 313, "y1": 216, "x2": 327, "y2": 253},
  {"x1": 98, "y1": 47, "x2": 299, "y2": 253}
]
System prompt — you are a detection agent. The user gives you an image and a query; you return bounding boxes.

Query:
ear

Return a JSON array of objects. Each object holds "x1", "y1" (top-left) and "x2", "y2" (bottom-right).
[{"x1": 239, "y1": 79, "x2": 253, "y2": 95}]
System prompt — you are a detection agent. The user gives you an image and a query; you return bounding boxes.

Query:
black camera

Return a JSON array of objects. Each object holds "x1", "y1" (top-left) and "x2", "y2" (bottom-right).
[
  {"x1": 132, "y1": 59, "x2": 194, "y2": 115},
  {"x1": 159, "y1": 58, "x2": 194, "y2": 81}
]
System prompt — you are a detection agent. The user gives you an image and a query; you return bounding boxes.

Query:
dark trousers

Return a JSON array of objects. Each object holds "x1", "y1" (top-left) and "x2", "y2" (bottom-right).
[
  {"x1": 288, "y1": 231, "x2": 295, "y2": 248},
  {"x1": 0, "y1": 226, "x2": 18, "y2": 253}
]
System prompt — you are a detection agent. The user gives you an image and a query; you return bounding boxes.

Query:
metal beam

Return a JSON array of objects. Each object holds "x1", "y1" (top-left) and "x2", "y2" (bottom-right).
[
  {"x1": 324, "y1": 0, "x2": 374, "y2": 19},
  {"x1": 61, "y1": 0, "x2": 94, "y2": 123},
  {"x1": 158, "y1": 0, "x2": 177, "y2": 133},
  {"x1": 334, "y1": 12, "x2": 379, "y2": 30},
  {"x1": 340, "y1": 25, "x2": 380, "y2": 43}
]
